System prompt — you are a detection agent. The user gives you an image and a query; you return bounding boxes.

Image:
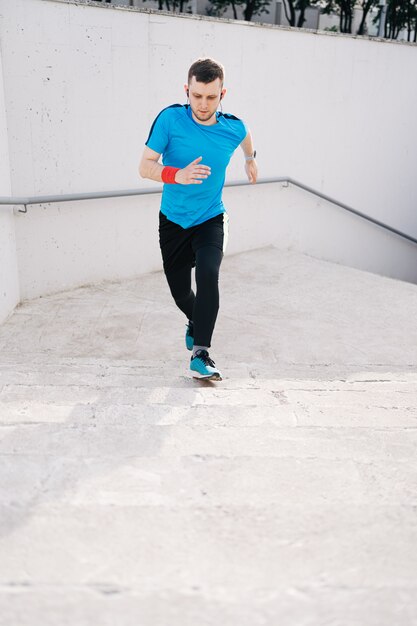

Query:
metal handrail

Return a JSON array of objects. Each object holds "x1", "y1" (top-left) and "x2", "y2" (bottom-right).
[{"x1": 1, "y1": 176, "x2": 416, "y2": 246}]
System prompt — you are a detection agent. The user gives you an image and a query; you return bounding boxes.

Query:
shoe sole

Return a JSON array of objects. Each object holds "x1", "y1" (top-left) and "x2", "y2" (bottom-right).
[{"x1": 192, "y1": 372, "x2": 222, "y2": 381}]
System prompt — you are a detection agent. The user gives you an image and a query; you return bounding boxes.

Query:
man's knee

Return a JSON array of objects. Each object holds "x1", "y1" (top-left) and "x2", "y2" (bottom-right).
[
  {"x1": 196, "y1": 265, "x2": 219, "y2": 287},
  {"x1": 166, "y1": 278, "x2": 191, "y2": 302},
  {"x1": 173, "y1": 289, "x2": 193, "y2": 306},
  {"x1": 168, "y1": 281, "x2": 194, "y2": 311},
  {"x1": 195, "y1": 247, "x2": 223, "y2": 283},
  {"x1": 164, "y1": 265, "x2": 192, "y2": 301}
]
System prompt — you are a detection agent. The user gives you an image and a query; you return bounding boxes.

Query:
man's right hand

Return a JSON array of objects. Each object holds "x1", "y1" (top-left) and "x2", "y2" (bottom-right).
[{"x1": 175, "y1": 157, "x2": 211, "y2": 185}]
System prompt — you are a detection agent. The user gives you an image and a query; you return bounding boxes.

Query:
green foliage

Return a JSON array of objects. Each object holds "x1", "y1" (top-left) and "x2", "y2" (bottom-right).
[{"x1": 313, "y1": 0, "x2": 417, "y2": 38}]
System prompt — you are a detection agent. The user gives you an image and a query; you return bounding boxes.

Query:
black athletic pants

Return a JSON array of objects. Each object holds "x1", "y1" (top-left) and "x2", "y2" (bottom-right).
[{"x1": 158, "y1": 211, "x2": 228, "y2": 348}]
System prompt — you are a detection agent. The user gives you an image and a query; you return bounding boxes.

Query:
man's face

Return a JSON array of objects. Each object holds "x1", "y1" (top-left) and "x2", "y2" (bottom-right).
[{"x1": 185, "y1": 76, "x2": 226, "y2": 125}]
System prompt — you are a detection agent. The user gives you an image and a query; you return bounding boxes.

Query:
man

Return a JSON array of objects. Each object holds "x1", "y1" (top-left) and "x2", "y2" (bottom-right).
[{"x1": 139, "y1": 57, "x2": 257, "y2": 381}]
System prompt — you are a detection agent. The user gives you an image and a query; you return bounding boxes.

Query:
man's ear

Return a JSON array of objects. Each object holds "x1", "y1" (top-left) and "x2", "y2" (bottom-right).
[
  {"x1": 184, "y1": 83, "x2": 189, "y2": 97},
  {"x1": 220, "y1": 88, "x2": 227, "y2": 100}
]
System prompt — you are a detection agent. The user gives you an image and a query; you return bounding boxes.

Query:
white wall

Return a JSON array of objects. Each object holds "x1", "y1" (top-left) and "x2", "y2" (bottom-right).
[
  {"x1": 0, "y1": 0, "x2": 416, "y2": 302},
  {"x1": 0, "y1": 43, "x2": 19, "y2": 323},
  {"x1": 15, "y1": 194, "x2": 162, "y2": 299},
  {"x1": 224, "y1": 184, "x2": 417, "y2": 285}
]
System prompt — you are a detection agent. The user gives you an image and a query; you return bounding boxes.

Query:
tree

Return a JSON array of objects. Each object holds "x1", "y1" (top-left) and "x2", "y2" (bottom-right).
[
  {"x1": 317, "y1": 0, "x2": 417, "y2": 38},
  {"x1": 141, "y1": 0, "x2": 191, "y2": 11},
  {"x1": 385, "y1": 0, "x2": 416, "y2": 38},
  {"x1": 404, "y1": 0, "x2": 417, "y2": 41},
  {"x1": 243, "y1": 0, "x2": 272, "y2": 19},
  {"x1": 280, "y1": 0, "x2": 313, "y2": 27},
  {"x1": 207, "y1": 0, "x2": 417, "y2": 36},
  {"x1": 207, "y1": 0, "x2": 272, "y2": 21},
  {"x1": 356, "y1": 0, "x2": 379, "y2": 34},
  {"x1": 385, "y1": 0, "x2": 404, "y2": 37},
  {"x1": 316, "y1": 0, "x2": 356, "y2": 32},
  {"x1": 370, "y1": 0, "x2": 417, "y2": 39}
]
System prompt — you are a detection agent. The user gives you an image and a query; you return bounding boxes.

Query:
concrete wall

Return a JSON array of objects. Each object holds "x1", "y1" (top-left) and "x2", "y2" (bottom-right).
[
  {"x1": 224, "y1": 184, "x2": 417, "y2": 285},
  {"x1": 0, "y1": 0, "x2": 417, "y2": 302},
  {"x1": 0, "y1": 44, "x2": 19, "y2": 323},
  {"x1": 15, "y1": 194, "x2": 162, "y2": 299}
]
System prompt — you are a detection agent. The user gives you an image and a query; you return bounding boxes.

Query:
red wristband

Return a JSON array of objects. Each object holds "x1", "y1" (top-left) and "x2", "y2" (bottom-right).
[{"x1": 161, "y1": 166, "x2": 180, "y2": 184}]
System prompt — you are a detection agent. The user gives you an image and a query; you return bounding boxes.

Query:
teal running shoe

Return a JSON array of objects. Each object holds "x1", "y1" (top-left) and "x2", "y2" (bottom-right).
[
  {"x1": 185, "y1": 321, "x2": 194, "y2": 351},
  {"x1": 190, "y1": 349, "x2": 222, "y2": 381}
]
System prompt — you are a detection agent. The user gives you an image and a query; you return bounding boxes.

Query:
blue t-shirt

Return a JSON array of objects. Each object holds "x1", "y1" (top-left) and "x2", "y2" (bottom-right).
[{"x1": 145, "y1": 104, "x2": 247, "y2": 228}]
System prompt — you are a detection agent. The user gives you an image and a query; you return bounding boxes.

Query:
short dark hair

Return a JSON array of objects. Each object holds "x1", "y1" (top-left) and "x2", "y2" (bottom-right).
[{"x1": 188, "y1": 58, "x2": 224, "y2": 86}]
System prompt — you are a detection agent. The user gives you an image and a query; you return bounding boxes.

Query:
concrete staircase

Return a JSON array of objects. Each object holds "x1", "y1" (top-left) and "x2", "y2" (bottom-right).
[{"x1": 1, "y1": 246, "x2": 417, "y2": 625}]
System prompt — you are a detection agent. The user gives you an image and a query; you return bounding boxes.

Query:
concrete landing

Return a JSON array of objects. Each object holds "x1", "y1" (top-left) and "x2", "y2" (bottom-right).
[{"x1": 1, "y1": 246, "x2": 417, "y2": 625}]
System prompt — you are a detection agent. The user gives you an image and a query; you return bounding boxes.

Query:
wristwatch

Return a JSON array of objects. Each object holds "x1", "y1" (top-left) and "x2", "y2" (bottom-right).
[{"x1": 245, "y1": 150, "x2": 257, "y2": 161}]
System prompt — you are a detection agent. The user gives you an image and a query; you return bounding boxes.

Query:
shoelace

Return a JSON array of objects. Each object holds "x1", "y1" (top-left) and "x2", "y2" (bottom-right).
[{"x1": 195, "y1": 350, "x2": 216, "y2": 367}]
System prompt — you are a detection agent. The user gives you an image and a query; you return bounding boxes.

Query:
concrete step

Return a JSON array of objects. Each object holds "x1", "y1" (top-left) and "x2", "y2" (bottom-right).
[{"x1": 1, "y1": 247, "x2": 417, "y2": 624}]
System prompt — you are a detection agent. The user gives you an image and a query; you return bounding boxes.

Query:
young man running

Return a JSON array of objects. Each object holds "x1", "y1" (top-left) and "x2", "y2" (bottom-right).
[{"x1": 139, "y1": 58, "x2": 257, "y2": 381}]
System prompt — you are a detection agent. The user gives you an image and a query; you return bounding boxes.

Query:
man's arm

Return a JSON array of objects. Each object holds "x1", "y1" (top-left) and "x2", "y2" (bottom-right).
[
  {"x1": 240, "y1": 131, "x2": 258, "y2": 184},
  {"x1": 139, "y1": 146, "x2": 211, "y2": 185},
  {"x1": 138, "y1": 146, "x2": 165, "y2": 183}
]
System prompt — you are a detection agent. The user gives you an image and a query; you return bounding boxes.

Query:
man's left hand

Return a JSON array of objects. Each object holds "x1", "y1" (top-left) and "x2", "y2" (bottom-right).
[{"x1": 245, "y1": 159, "x2": 258, "y2": 184}]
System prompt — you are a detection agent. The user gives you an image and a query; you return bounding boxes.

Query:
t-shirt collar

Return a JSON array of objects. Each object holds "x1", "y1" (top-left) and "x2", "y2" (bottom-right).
[{"x1": 186, "y1": 104, "x2": 221, "y2": 126}]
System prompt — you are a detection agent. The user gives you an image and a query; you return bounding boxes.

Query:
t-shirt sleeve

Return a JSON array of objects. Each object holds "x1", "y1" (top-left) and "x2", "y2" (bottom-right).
[{"x1": 145, "y1": 108, "x2": 170, "y2": 154}]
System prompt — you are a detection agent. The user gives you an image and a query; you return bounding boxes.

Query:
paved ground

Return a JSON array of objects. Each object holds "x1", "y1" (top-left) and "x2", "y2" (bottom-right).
[{"x1": 1, "y1": 245, "x2": 417, "y2": 625}]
